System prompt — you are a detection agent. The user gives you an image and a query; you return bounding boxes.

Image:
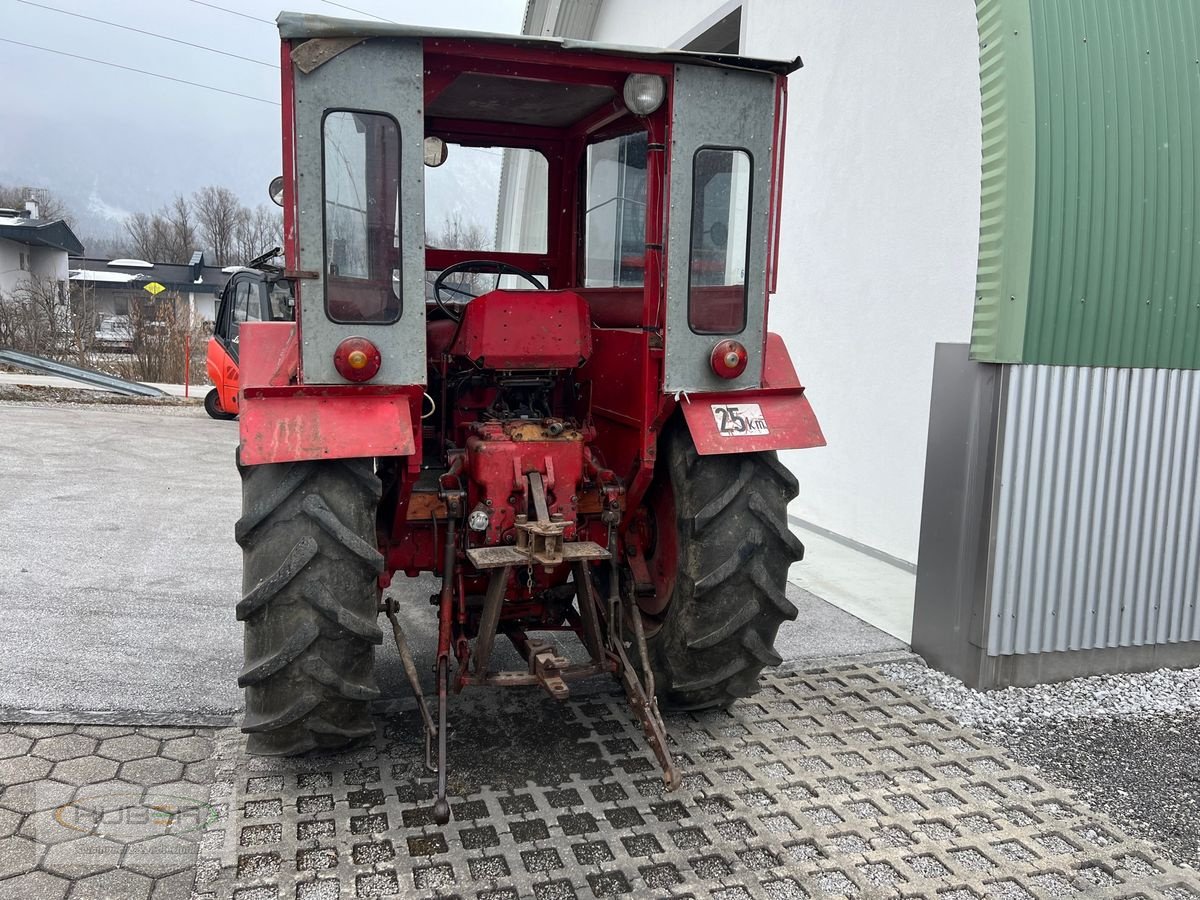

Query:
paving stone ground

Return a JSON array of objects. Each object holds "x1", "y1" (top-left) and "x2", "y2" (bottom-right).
[
  {"x1": 194, "y1": 663, "x2": 1200, "y2": 900},
  {"x1": 0, "y1": 723, "x2": 216, "y2": 900}
]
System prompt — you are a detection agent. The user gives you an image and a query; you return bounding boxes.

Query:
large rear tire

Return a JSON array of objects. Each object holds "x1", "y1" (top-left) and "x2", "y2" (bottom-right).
[
  {"x1": 235, "y1": 458, "x2": 385, "y2": 755},
  {"x1": 645, "y1": 423, "x2": 803, "y2": 710}
]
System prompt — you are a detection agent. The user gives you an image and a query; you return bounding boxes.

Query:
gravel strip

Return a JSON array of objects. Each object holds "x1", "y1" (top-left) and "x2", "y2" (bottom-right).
[{"x1": 885, "y1": 661, "x2": 1200, "y2": 868}]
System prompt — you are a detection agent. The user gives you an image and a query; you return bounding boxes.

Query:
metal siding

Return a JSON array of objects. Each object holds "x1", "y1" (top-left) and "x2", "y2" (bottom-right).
[
  {"x1": 970, "y1": 0, "x2": 1036, "y2": 363},
  {"x1": 1023, "y1": 0, "x2": 1200, "y2": 368},
  {"x1": 990, "y1": 364, "x2": 1200, "y2": 655}
]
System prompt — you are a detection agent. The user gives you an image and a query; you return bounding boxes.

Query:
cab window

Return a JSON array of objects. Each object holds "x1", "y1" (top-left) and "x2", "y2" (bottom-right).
[
  {"x1": 267, "y1": 280, "x2": 295, "y2": 321},
  {"x1": 582, "y1": 132, "x2": 647, "y2": 287},
  {"x1": 426, "y1": 144, "x2": 548, "y2": 254},
  {"x1": 322, "y1": 110, "x2": 402, "y2": 323},
  {"x1": 229, "y1": 278, "x2": 258, "y2": 345},
  {"x1": 688, "y1": 147, "x2": 751, "y2": 334}
]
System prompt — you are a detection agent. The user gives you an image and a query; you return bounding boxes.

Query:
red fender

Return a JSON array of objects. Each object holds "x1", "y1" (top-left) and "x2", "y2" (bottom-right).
[
  {"x1": 680, "y1": 333, "x2": 826, "y2": 455},
  {"x1": 236, "y1": 322, "x2": 418, "y2": 466}
]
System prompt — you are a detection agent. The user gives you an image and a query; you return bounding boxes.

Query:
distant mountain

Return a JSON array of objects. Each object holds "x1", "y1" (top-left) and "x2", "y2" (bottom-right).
[{"x1": 1, "y1": 106, "x2": 280, "y2": 249}]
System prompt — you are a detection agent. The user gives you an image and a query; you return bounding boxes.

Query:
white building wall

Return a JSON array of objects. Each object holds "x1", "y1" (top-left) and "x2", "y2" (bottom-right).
[
  {"x1": 0, "y1": 239, "x2": 21, "y2": 296},
  {"x1": 0, "y1": 239, "x2": 69, "y2": 296},
  {"x1": 587, "y1": 0, "x2": 981, "y2": 563},
  {"x1": 29, "y1": 245, "x2": 68, "y2": 282}
]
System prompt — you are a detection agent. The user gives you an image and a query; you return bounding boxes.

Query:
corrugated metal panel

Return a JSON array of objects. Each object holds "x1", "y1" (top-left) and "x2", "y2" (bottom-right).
[
  {"x1": 989, "y1": 364, "x2": 1200, "y2": 655},
  {"x1": 1023, "y1": 0, "x2": 1200, "y2": 368},
  {"x1": 970, "y1": 0, "x2": 1036, "y2": 363}
]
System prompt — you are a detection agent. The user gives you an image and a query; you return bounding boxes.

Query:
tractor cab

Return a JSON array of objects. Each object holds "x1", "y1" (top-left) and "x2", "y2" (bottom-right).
[{"x1": 233, "y1": 13, "x2": 824, "y2": 820}]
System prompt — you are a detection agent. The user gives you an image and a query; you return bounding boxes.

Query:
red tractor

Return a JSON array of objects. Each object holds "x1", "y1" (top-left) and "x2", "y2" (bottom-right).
[{"x1": 236, "y1": 13, "x2": 824, "y2": 822}]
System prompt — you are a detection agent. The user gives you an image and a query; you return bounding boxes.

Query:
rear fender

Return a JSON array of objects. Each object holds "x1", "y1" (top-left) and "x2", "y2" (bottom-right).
[
  {"x1": 237, "y1": 321, "x2": 417, "y2": 466},
  {"x1": 680, "y1": 333, "x2": 825, "y2": 455}
]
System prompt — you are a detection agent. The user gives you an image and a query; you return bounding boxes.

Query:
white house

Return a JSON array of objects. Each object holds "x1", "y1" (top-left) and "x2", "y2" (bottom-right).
[{"x1": 0, "y1": 199, "x2": 84, "y2": 298}]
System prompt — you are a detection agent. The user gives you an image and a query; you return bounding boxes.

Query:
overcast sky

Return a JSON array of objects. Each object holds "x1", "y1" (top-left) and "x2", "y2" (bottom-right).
[{"x1": 0, "y1": 0, "x2": 526, "y2": 238}]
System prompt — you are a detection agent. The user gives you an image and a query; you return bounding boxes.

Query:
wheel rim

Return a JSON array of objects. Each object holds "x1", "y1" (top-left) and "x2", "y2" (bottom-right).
[{"x1": 631, "y1": 475, "x2": 679, "y2": 622}]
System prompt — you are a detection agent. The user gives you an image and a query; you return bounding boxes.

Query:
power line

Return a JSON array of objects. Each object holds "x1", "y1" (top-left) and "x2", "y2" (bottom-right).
[
  {"x1": 0, "y1": 37, "x2": 279, "y2": 105},
  {"x1": 183, "y1": 0, "x2": 274, "y2": 26},
  {"x1": 320, "y1": 1, "x2": 397, "y2": 23},
  {"x1": 14, "y1": 0, "x2": 275, "y2": 67}
]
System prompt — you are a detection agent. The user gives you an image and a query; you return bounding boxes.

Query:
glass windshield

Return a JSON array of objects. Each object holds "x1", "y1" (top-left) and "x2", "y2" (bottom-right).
[
  {"x1": 583, "y1": 132, "x2": 647, "y2": 287},
  {"x1": 426, "y1": 144, "x2": 548, "y2": 254}
]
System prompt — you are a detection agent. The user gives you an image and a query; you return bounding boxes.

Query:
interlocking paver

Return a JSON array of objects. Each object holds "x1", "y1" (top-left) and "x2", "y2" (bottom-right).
[
  {"x1": 0, "y1": 732, "x2": 33, "y2": 759},
  {"x1": 0, "y1": 869, "x2": 69, "y2": 900},
  {"x1": 0, "y1": 724, "x2": 214, "y2": 898},
  {"x1": 31, "y1": 733, "x2": 98, "y2": 762},
  {"x1": 96, "y1": 733, "x2": 160, "y2": 762},
  {"x1": 67, "y1": 866, "x2": 155, "y2": 900},
  {"x1": 0, "y1": 807, "x2": 20, "y2": 840},
  {"x1": 193, "y1": 663, "x2": 1200, "y2": 899},
  {"x1": 0, "y1": 834, "x2": 42, "y2": 878},
  {"x1": 1, "y1": 780, "x2": 74, "y2": 816},
  {"x1": 0, "y1": 753, "x2": 52, "y2": 785},
  {"x1": 40, "y1": 834, "x2": 121, "y2": 878},
  {"x1": 120, "y1": 755, "x2": 186, "y2": 785},
  {"x1": 49, "y1": 754, "x2": 120, "y2": 786}
]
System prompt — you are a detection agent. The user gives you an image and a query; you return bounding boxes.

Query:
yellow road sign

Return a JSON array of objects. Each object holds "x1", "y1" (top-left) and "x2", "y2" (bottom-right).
[{"x1": 144, "y1": 281, "x2": 166, "y2": 296}]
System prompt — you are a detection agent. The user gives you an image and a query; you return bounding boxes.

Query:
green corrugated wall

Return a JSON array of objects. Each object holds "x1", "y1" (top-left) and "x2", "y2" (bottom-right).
[{"x1": 971, "y1": 0, "x2": 1200, "y2": 368}]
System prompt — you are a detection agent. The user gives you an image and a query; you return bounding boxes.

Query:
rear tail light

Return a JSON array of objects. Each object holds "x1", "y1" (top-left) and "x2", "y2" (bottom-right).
[
  {"x1": 334, "y1": 337, "x2": 381, "y2": 382},
  {"x1": 710, "y1": 339, "x2": 748, "y2": 379}
]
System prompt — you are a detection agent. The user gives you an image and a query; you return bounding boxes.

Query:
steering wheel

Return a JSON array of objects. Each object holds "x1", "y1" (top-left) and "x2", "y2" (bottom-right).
[{"x1": 432, "y1": 259, "x2": 544, "y2": 322}]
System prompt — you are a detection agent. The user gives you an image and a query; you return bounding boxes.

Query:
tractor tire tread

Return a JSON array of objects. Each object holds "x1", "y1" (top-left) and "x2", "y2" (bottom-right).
[
  {"x1": 237, "y1": 457, "x2": 382, "y2": 755},
  {"x1": 647, "y1": 421, "x2": 802, "y2": 710}
]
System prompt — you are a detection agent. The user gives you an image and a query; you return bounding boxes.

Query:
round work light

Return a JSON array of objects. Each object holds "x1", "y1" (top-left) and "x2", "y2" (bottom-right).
[{"x1": 623, "y1": 74, "x2": 665, "y2": 116}]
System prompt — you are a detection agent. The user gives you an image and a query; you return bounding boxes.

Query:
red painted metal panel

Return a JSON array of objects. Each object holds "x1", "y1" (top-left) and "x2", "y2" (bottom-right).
[
  {"x1": 453, "y1": 290, "x2": 591, "y2": 369},
  {"x1": 679, "y1": 332, "x2": 825, "y2": 454},
  {"x1": 238, "y1": 322, "x2": 299, "y2": 389},
  {"x1": 681, "y1": 391, "x2": 824, "y2": 455},
  {"x1": 240, "y1": 394, "x2": 416, "y2": 466},
  {"x1": 238, "y1": 321, "x2": 416, "y2": 465}
]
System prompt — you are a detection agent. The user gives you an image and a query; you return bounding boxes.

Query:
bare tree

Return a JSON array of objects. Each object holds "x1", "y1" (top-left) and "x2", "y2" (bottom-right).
[
  {"x1": 0, "y1": 275, "x2": 93, "y2": 361},
  {"x1": 124, "y1": 211, "x2": 171, "y2": 262},
  {"x1": 427, "y1": 212, "x2": 492, "y2": 294},
  {"x1": 79, "y1": 229, "x2": 132, "y2": 258},
  {"x1": 163, "y1": 194, "x2": 197, "y2": 262},
  {"x1": 428, "y1": 210, "x2": 490, "y2": 250},
  {"x1": 194, "y1": 185, "x2": 243, "y2": 266},
  {"x1": 105, "y1": 293, "x2": 207, "y2": 384},
  {"x1": 234, "y1": 204, "x2": 284, "y2": 264},
  {"x1": 0, "y1": 184, "x2": 72, "y2": 224}
]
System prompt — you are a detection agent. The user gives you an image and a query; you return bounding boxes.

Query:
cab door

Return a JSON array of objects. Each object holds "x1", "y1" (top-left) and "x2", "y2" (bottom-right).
[
  {"x1": 216, "y1": 274, "x2": 261, "y2": 364},
  {"x1": 290, "y1": 39, "x2": 427, "y2": 385},
  {"x1": 663, "y1": 64, "x2": 777, "y2": 393}
]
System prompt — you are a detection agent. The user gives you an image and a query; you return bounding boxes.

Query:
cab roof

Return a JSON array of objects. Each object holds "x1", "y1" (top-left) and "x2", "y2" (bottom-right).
[{"x1": 276, "y1": 11, "x2": 802, "y2": 76}]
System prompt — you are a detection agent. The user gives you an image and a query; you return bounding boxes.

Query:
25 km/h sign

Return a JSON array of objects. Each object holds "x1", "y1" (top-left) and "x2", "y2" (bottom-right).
[{"x1": 143, "y1": 281, "x2": 166, "y2": 296}]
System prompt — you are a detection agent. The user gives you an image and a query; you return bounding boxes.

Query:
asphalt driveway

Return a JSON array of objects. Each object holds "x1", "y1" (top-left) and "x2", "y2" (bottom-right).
[{"x1": 0, "y1": 401, "x2": 904, "y2": 724}]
